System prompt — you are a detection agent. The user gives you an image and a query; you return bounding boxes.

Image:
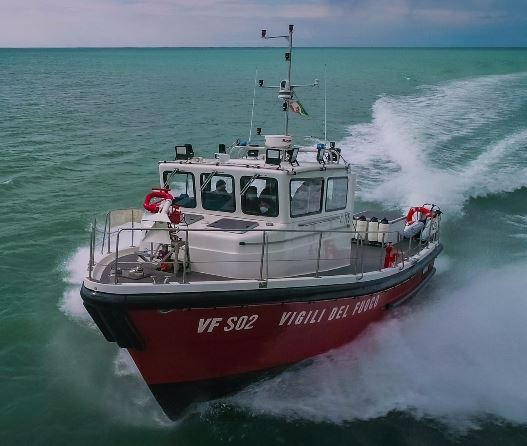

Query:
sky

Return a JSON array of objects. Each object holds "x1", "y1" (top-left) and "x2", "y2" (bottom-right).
[{"x1": 0, "y1": 0, "x2": 526, "y2": 47}]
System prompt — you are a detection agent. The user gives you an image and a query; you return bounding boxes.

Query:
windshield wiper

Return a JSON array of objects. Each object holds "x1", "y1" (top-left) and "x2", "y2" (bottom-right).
[
  {"x1": 240, "y1": 173, "x2": 260, "y2": 195},
  {"x1": 200, "y1": 171, "x2": 219, "y2": 191},
  {"x1": 164, "y1": 169, "x2": 180, "y2": 189}
]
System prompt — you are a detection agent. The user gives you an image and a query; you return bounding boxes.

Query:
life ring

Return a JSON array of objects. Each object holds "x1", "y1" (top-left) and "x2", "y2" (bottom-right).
[
  {"x1": 144, "y1": 189, "x2": 173, "y2": 213},
  {"x1": 406, "y1": 206, "x2": 433, "y2": 223}
]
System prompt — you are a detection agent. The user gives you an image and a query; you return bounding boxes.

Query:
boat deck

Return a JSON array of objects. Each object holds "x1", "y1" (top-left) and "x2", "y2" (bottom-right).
[{"x1": 98, "y1": 239, "x2": 424, "y2": 285}]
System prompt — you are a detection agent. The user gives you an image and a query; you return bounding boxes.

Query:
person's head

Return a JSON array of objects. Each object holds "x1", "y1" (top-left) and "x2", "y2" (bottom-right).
[
  {"x1": 246, "y1": 186, "x2": 258, "y2": 200},
  {"x1": 215, "y1": 179, "x2": 226, "y2": 192}
]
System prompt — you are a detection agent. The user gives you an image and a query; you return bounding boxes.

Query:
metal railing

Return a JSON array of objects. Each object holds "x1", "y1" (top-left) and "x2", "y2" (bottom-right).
[
  {"x1": 87, "y1": 214, "x2": 441, "y2": 285},
  {"x1": 101, "y1": 208, "x2": 143, "y2": 255}
]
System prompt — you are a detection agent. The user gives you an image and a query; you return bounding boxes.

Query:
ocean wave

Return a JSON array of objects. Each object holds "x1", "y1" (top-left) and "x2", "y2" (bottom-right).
[
  {"x1": 229, "y1": 261, "x2": 527, "y2": 429},
  {"x1": 59, "y1": 222, "x2": 137, "y2": 326},
  {"x1": 340, "y1": 72, "x2": 527, "y2": 215},
  {"x1": 0, "y1": 175, "x2": 19, "y2": 187}
]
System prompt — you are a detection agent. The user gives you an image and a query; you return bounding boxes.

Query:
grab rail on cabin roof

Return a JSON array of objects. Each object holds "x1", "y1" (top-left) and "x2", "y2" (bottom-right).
[{"x1": 87, "y1": 217, "x2": 441, "y2": 285}]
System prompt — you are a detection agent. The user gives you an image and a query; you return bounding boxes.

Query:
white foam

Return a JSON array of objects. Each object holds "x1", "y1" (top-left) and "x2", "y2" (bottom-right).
[
  {"x1": 340, "y1": 73, "x2": 527, "y2": 214},
  {"x1": 230, "y1": 262, "x2": 527, "y2": 428},
  {"x1": 0, "y1": 176, "x2": 14, "y2": 185},
  {"x1": 113, "y1": 349, "x2": 142, "y2": 378},
  {"x1": 60, "y1": 245, "x2": 95, "y2": 325},
  {"x1": 59, "y1": 223, "x2": 137, "y2": 325}
]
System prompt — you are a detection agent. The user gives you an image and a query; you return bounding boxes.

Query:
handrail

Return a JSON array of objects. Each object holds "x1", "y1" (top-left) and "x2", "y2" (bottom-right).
[
  {"x1": 101, "y1": 208, "x2": 143, "y2": 254},
  {"x1": 88, "y1": 218, "x2": 96, "y2": 280},
  {"x1": 315, "y1": 232, "x2": 323, "y2": 277},
  {"x1": 91, "y1": 215, "x2": 440, "y2": 285}
]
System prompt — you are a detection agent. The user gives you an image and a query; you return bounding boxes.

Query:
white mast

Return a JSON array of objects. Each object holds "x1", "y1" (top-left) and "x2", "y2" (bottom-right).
[{"x1": 259, "y1": 25, "x2": 319, "y2": 139}]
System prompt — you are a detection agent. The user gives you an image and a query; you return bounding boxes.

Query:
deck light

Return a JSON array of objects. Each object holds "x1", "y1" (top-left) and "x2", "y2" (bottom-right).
[
  {"x1": 287, "y1": 147, "x2": 299, "y2": 165},
  {"x1": 316, "y1": 146, "x2": 325, "y2": 164},
  {"x1": 265, "y1": 148, "x2": 282, "y2": 166},
  {"x1": 175, "y1": 144, "x2": 194, "y2": 160}
]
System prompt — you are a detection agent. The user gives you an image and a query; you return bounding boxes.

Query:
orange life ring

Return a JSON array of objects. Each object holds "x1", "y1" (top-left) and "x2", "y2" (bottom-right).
[
  {"x1": 406, "y1": 206, "x2": 433, "y2": 223},
  {"x1": 144, "y1": 189, "x2": 173, "y2": 213}
]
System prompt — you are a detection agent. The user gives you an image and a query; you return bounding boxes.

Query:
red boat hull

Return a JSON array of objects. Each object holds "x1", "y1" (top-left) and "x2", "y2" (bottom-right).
[
  {"x1": 81, "y1": 246, "x2": 440, "y2": 419},
  {"x1": 125, "y1": 266, "x2": 434, "y2": 416}
]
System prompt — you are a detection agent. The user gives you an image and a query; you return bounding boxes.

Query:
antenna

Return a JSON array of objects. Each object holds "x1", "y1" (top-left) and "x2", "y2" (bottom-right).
[
  {"x1": 286, "y1": 24, "x2": 293, "y2": 135},
  {"x1": 248, "y1": 68, "x2": 258, "y2": 143},
  {"x1": 324, "y1": 64, "x2": 328, "y2": 146},
  {"x1": 261, "y1": 24, "x2": 294, "y2": 135},
  {"x1": 259, "y1": 25, "x2": 319, "y2": 136}
]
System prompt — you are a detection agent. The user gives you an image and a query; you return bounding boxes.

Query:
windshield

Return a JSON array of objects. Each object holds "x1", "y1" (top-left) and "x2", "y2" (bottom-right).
[
  {"x1": 290, "y1": 178, "x2": 324, "y2": 217},
  {"x1": 162, "y1": 170, "x2": 196, "y2": 208},
  {"x1": 241, "y1": 176, "x2": 279, "y2": 217},
  {"x1": 200, "y1": 173, "x2": 236, "y2": 212}
]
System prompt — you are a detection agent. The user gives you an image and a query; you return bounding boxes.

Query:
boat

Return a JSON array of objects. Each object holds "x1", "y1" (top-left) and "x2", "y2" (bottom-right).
[{"x1": 80, "y1": 25, "x2": 443, "y2": 419}]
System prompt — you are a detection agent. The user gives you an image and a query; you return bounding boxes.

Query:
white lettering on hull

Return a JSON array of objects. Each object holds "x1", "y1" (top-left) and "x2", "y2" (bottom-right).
[
  {"x1": 197, "y1": 295, "x2": 382, "y2": 333},
  {"x1": 197, "y1": 315, "x2": 259, "y2": 333},
  {"x1": 279, "y1": 294, "x2": 381, "y2": 328}
]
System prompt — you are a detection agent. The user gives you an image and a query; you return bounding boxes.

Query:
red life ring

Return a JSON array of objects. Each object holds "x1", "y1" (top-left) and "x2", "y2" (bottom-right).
[
  {"x1": 406, "y1": 206, "x2": 433, "y2": 223},
  {"x1": 143, "y1": 189, "x2": 173, "y2": 213}
]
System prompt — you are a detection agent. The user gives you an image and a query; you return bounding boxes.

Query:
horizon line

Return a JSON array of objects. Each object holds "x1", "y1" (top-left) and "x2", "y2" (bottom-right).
[{"x1": 1, "y1": 45, "x2": 527, "y2": 50}]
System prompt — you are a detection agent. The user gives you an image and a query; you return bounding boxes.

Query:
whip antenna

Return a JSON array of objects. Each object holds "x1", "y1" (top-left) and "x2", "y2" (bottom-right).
[
  {"x1": 324, "y1": 64, "x2": 328, "y2": 146},
  {"x1": 248, "y1": 68, "x2": 258, "y2": 143}
]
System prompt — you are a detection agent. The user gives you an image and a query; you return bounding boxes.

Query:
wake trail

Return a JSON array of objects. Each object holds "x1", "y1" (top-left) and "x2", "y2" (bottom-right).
[
  {"x1": 230, "y1": 262, "x2": 527, "y2": 428},
  {"x1": 340, "y1": 72, "x2": 527, "y2": 213}
]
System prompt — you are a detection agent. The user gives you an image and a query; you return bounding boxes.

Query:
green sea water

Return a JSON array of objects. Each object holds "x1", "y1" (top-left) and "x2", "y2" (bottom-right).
[{"x1": 1, "y1": 48, "x2": 527, "y2": 445}]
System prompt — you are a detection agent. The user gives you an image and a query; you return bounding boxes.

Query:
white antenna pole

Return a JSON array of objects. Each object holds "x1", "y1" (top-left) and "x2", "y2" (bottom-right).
[
  {"x1": 248, "y1": 68, "x2": 258, "y2": 143},
  {"x1": 285, "y1": 24, "x2": 293, "y2": 135},
  {"x1": 324, "y1": 64, "x2": 328, "y2": 146}
]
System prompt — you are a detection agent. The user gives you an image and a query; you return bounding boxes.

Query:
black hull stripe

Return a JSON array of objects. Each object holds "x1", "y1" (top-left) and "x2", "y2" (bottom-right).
[
  {"x1": 149, "y1": 363, "x2": 293, "y2": 420},
  {"x1": 81, "y1": 244, "x2": 442, "y2": 310}
]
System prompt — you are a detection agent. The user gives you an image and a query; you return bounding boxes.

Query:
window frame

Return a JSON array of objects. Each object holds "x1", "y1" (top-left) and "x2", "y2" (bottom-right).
[
  {"x1": 199, "y1": 172, "x2": 236, "y2": 213},
  {"x1": 289, "y1": 177, "x2": 325, "y2": 218},
  {"x1": 240, "y1": 176, "x2": 280, "y2": 217},
  {"x1": 325, "y1": 176, "x2": 349, "y2": 212},
  {"x1": 162, "y1": 170, "x2": 197, "y2": 209}
]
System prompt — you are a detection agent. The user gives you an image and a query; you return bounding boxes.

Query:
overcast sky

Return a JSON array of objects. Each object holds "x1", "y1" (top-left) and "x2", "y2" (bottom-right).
[{"x1": 1, "y1": 0, "x2": 526, "y2": 47}]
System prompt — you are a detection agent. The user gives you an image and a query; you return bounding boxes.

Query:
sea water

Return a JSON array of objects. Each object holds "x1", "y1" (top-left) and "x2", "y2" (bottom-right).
[{"x1": 1, "y1": 48, "x2": 527, "y2": 445}]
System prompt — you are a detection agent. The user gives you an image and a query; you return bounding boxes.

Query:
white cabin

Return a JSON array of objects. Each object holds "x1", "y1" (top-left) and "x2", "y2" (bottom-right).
[{"x1": 144, "y1": 142, "x2": 356, "y2": 279}]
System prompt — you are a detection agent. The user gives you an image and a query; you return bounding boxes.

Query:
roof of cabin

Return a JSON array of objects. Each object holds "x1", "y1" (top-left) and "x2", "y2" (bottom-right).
[{"x1": 159, "y1": 157, "x2": 348, "y2": 175}]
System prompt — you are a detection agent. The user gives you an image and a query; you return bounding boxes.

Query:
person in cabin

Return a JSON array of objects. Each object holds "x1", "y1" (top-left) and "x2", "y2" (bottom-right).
[
  {"x1": 259, "y1": 197, "x2": 272, "y2": 216},
  {"x1": 208, "y1": 178, "x2": 234, "y2": 212},
  {"x1": 213, "y1": 179, "x2": 227, "y2": 194},
  {"x1": 242, "y1": 186, "x2": 259, "y2": 214},
  {"x1": 259, "y1": 187, "x2": 277, "y2": 216}
]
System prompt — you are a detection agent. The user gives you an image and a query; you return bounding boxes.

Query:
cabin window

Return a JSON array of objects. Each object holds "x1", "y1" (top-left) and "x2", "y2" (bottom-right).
[
  {"x1": 290, "y1": 178, "x2": 324, "y2": 217},
  {"x1": 326, "y1": 177, "x2": 348, "y2": 212},
  {"x1": 241, "y1": 176, "x2": 279, "y2": 217},
  {"x1": 200, "y1": 173, "x2": 236, "y2": 212},
  {"x1": 162, "y1": 170, "x2": 196, "y2": 208}
]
